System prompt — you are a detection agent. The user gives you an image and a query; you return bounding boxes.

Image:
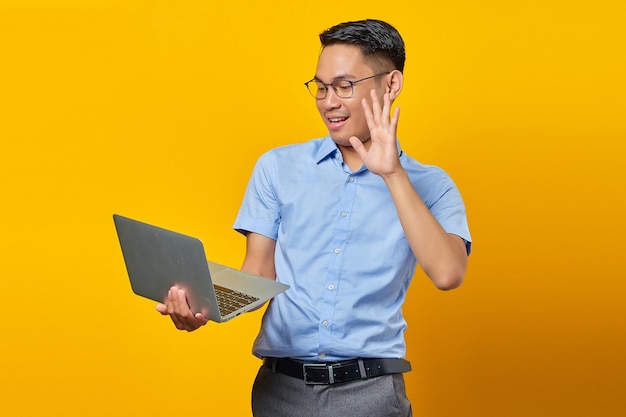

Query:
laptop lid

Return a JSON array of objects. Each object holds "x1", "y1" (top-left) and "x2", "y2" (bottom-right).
[{"x1": 113, "y1": 214, "x2": 288, "y2": 322}]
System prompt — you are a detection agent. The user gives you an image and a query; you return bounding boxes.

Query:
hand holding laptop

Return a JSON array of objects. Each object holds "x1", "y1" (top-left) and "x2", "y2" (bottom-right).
[
  {"x1": 156, "y1": 286, "x2": 208, "y2": 332},
  {"x1": 113, "y1": 214, "x2": 289, "y2": 324}
]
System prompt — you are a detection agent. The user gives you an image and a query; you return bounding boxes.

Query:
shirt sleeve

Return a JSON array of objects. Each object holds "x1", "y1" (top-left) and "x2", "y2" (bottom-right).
[
  {"x1": 233, "y1": 152, "x2": 281, "y2": 240},
  {"x1": 425, "y1": 172, "x2": 473, "y2": 255}
]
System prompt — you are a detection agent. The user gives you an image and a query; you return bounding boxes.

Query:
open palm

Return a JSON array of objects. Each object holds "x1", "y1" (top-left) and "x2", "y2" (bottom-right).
[{"x1": 349, "y1": 90, "x2": 401, "y2": 176}]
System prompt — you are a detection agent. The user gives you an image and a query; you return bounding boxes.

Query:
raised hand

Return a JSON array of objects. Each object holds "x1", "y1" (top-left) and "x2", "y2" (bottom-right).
[{"x1": 348, "y1": 89, "x2": 402, "y2": 177}]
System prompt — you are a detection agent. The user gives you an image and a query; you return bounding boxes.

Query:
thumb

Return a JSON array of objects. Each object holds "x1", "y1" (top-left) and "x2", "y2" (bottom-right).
[{"x1": 349, "y1": 136, "x2": 367, "y2": 158}]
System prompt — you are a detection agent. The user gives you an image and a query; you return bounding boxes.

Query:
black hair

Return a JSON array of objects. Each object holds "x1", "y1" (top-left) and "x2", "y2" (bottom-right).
[{"x1": 319, "y1": 19, "x2": 406, "y2": 72}]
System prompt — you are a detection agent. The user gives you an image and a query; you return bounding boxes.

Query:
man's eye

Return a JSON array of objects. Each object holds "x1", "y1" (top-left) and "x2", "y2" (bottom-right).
[{"x1": 336, "y1": 83, "x2": 352, "y2": 92}]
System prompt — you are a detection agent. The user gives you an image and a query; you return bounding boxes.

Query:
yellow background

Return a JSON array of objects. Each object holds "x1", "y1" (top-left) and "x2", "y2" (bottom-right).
[{"x1": 1, "y1": 1, "x2": 625, "y2": 416}]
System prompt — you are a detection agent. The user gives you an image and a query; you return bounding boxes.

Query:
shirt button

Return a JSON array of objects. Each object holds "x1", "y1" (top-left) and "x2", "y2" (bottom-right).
[
  {"x1": 340, "y1": 211, "x2": 347, "y2": 217},
  {"x1": 322, "y1": 320, "x2": 329, "y2": 327},
  {"x1": 334, "y1": 248, "x2": 341, "y2": 254},
  {"x1": 349, "y1": 177, "x2": 355, "y2": 183},
  {"x1": 328, "y1": 284, "x2": 334, "y2": 290},
  {"x1": 319, "y1": 353, "x2": 327, "y2": 359}
]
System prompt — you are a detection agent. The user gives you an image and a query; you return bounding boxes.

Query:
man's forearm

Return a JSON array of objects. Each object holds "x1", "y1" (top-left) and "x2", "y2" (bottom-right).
[{"x1": 382, "y1": 169, "x2": 468, "y2": 290}]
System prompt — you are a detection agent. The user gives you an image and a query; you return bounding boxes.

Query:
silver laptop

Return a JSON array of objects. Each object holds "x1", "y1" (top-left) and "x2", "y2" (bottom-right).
[{"x1": 113, "y1": 214, "x2": 289, "y2": 323}]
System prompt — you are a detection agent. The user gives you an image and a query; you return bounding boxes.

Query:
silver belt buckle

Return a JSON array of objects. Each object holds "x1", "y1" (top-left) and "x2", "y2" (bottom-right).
[{"x1": 302, "y1": 363, "x2": 334, "y2": 385}]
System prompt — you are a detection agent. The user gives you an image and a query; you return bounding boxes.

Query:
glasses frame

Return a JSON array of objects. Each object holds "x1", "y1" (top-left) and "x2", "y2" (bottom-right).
[{"x1": 304, "y1": 71, "x2": 390, "y2": 100}]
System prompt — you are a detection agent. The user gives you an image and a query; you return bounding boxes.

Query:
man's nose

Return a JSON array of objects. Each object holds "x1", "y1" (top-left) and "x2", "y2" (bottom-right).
[{"x1": 321, "y1": 87, "x2": 342, "y2": 109}]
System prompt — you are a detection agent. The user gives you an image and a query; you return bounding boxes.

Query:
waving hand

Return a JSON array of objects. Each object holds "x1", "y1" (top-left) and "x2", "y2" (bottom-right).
[{"x1": 348, "y1": 90, "x2": 402, "y2": 177}]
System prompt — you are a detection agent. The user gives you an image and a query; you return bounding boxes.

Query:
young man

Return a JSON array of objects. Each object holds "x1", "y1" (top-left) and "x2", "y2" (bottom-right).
[{"x1": 157, "y1": 19, "x2": 471, "y2": 416}]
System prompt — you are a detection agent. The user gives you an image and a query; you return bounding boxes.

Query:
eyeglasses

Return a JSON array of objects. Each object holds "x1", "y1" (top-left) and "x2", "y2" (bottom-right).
[{"x1": 304, "y1": 72, "x2": 390, "y2": 99}]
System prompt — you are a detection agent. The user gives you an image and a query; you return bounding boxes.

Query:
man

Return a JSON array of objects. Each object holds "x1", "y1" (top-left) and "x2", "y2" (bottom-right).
[{"x1": 157, "y1": 19, "x2": 471, "y2": 416}]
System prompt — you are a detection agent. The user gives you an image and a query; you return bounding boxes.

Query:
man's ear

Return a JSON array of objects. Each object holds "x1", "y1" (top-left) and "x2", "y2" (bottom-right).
[{"x1": 386, "y1": 70, "x2": 404, "y2": 101}]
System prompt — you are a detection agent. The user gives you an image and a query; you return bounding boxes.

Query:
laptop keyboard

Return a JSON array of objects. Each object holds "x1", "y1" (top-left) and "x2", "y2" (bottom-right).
[{"x1": 214, "y1": 285, "x2": 260, "y2": 315}]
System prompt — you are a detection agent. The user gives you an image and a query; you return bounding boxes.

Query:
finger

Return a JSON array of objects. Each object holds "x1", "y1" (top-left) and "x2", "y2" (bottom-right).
[
  {"x1": 361, "y1": 97, "x2": 375, "y2": 131},
  {"x1": 165, "y1": 287, "x2": 177, "y2": 315},
  {"x1": 167, "y1": 287, "x2": 187, "y2": 315},
  {"x1": 173, "y1": 288, "x2": 187, "y2": 313},
  {"x1": 381, "y1": 93, "x2": 392, "y2": 125},
  {"x1": 369, "y1": 89, "x2": 383, "y2": 126},
  {"x1": 156, "y1": 303, "x2": 168, "y2": 315},
  {"x1": 164, "y1": 288, "x2": 189, "y2": 325},
  {"x1": 194, "y1": 313, "x2": 208, "y2": 326},
  {"x1": 390, "y1": 106, "x2": 400, "y2": 131}
]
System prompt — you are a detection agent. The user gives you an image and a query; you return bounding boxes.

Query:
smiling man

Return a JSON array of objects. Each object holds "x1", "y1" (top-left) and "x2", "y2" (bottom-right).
[{"x1": 157, "y1": 19, "x2": 472, "y2": 416}]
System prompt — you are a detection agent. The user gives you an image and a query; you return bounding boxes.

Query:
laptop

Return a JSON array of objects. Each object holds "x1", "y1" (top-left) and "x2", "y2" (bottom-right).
[{"x1": 113, "y1": 214, "x2": 289, "y2": 323}]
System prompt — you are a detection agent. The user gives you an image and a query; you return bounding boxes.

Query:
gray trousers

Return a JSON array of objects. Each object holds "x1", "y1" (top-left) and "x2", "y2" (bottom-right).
[{"x1": 252, "y1": 364, "x2": 413, "y2": 417}]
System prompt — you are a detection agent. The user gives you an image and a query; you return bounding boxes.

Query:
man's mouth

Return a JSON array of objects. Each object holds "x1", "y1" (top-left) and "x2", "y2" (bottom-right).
[{"x1": 328, "y1": 116, "x2": 348, "y2": 124}]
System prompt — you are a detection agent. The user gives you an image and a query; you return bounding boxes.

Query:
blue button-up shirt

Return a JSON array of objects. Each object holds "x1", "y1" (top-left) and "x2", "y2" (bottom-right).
[{"x1": 233, "y1": 136, "x2": 471, "y2": 361}]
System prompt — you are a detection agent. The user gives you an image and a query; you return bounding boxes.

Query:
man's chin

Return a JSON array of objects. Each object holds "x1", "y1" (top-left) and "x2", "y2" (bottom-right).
[{"x1": 329, "y1": 133, "x2": 355, "y2": 148}]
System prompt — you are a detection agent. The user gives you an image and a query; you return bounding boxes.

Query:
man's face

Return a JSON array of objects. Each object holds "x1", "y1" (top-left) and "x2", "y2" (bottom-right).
[{"x1": 314, "y1": 44, "x2": 388, "y2": 148}]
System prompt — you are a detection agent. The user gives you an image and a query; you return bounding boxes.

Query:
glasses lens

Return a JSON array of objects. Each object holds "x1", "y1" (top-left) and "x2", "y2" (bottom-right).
[
  {"x1": 306, "y1": 81, "x2": 326, "y2": 99},
  {"x1": 332, "y1": 80, "x2": 354, "y2": 98},
  {"x1": 305, "y1": 80, "x2": 355, "y2": 99}
]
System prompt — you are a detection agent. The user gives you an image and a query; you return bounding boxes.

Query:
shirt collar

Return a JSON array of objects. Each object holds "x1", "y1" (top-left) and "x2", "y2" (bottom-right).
[
  {"x1": 315, "y1": 136, "x2": 341, "y2": 164},
  {"x1": 314, "y1": 135, "x2": 404, "y2": 164}
]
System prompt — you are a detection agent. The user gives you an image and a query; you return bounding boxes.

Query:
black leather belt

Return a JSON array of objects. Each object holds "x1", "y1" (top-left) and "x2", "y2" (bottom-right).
[{"x1": 264, "y1": 357, "x2": 411, "y2": 385}]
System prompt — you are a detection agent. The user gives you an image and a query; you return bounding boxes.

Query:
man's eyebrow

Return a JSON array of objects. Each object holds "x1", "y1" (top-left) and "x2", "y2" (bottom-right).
[{"x1": 314, "y1": 73, "x2": 357, "y2": 83}]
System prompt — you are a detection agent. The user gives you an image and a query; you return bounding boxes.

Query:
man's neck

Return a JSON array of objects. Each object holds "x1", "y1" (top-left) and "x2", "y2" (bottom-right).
[{"x1": 337, "y1": 143, "x2": 365, "y2": 172}]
